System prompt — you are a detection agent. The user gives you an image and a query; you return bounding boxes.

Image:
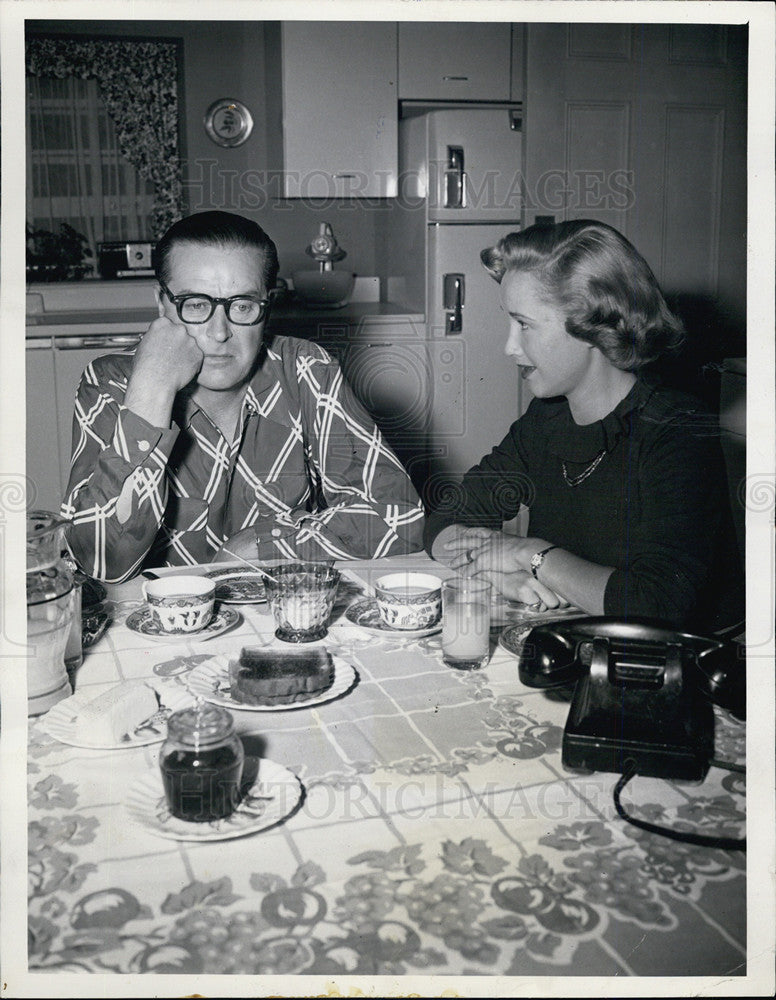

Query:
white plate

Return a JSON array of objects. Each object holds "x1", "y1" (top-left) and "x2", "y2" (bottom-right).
[
  {"x1": 40, "y1": 683, "x2": 194, "y2": 750},
  {"x1": 124, "y1": 757, "x2": 302, "y2": 842},
  {"x1": 202, "y1": 568, "x2": 267, "y2": 604},
  {"x1": 187, "y1": 653, "x2": 357, "y2": 711},
  {"x1": 492, "y1": 600, "x2": 582, "y2": 629},
  {"x1": 345, "y1": 598, "x2": 441, "y2": 638},
  {"x1": 125, "y1": 604, "x2": 241, "y2": 641}
]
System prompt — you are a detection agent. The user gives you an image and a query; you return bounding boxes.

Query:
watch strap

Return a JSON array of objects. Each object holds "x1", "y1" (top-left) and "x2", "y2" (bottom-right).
[{"x1": 530, "y1": 545, "x2": 559, "y2": 579}]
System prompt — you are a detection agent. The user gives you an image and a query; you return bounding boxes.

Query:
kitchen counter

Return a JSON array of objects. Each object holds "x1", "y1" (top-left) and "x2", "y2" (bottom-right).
[
  {"x1": 26, "y1": 303, "x2": 424, "y2": 338},
  {"x1": 25, "y1": 279, "x2": 424, "y2": 339}
]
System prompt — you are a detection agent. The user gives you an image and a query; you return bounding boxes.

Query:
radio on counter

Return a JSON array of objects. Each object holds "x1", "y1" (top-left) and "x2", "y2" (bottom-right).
[{"x1": 98, "y1": 241, "x2": 156, "y2": 279}]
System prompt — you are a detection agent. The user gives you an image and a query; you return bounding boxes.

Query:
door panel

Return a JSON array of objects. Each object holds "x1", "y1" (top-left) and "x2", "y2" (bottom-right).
[
  {"x1": 524, "y1": 22, "x2": 746, "y2": 334},
  {"x1": 662, "y1": 106, "x2": 724, "y2": 294}
]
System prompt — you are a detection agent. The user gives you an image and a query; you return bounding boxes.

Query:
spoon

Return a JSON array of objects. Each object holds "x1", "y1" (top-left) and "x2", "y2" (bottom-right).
[{"x1": 220, "y1": 548, "x2": 279, "y2": 584}]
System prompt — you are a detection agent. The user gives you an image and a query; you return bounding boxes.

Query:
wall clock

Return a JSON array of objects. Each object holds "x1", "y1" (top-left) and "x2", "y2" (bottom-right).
[{"x1": 204, "y1": 98, "x2": 254, "y2": 147}]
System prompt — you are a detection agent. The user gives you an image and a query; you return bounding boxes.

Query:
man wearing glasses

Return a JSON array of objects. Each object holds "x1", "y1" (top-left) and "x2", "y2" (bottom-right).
[{"x1": 63, "y1": 211, "x2": 424, "y2": 582}]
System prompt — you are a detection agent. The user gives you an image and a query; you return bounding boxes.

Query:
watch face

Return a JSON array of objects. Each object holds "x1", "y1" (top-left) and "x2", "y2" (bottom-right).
[{"x1": 204, "y1": 99, "x2": 253, "y2": 148}]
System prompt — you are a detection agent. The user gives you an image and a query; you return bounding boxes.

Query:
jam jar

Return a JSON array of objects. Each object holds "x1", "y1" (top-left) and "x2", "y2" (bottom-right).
[{"x1": 160, "y1": 703, "x2": 244, "y2": 822}]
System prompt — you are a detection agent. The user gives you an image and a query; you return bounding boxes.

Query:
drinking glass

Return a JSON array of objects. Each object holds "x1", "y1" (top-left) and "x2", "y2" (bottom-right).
[
  {"x1": 441, "y1": 577, "x2": 492, "y2": 670},
  {"x1": 263, "y1": 562, "x2": 341, "y2": 642}
]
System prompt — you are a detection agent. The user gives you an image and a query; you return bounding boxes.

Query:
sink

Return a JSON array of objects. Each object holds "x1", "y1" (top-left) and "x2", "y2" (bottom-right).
[{"x1": 291, "y1": 269, "x2": 355, "y2": 309}]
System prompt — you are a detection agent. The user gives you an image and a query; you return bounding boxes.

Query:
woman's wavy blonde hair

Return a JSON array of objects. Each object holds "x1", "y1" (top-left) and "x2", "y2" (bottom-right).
[{"x1": 481, "y1": 220, "x2": 685, "y2": 371}]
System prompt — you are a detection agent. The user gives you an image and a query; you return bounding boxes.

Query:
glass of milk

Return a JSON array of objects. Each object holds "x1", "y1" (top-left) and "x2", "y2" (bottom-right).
[{"x1": 441, "y1": 577, "x2": 492, "y2": 670}]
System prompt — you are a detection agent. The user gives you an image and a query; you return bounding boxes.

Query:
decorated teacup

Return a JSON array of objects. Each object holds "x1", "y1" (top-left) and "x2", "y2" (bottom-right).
[
  {"x1": 142, "y1": 576, "x2": 215, "y2": 634},
  {"x1": 374, "y1": 572, "x2": 443, "y2": 630}
]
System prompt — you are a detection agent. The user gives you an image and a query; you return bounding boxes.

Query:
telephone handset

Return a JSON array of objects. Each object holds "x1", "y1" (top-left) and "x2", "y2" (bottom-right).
[{"x1": 518, "y1": 617, "x2": 745, "y2": 781}]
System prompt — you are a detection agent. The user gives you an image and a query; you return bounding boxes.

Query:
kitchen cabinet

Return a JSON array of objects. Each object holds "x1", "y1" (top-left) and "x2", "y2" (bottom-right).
[
  {"x1": 25, "y1": 334, "x2": 143, "y2": 512},
  {"x1": 398, "y1": 22, "x2": 512, "y2": 101},
  {"x1": 270, "y1": 317, "x2": 430, "y2": 496},
  {"x1": 279, "y1": 22, "x2": 398, "y2": 198},
  {"x1": 53, "y1": 336, "x2": 143, "y2": 495},
  {"x1": 343, "y1": 329, "x2": 430, "y2": 494},
  {"x1": 26, "y1": 338, "x2": 62, "y2": 512},
  {"x1": 510, "y1": 23, "x2": 525, "y2": 101}
]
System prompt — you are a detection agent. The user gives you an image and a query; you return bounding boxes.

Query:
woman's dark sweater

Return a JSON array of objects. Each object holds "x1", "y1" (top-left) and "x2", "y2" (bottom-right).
[{"x1": 424, "y1": 379, "x2": 743, "y2": 630}]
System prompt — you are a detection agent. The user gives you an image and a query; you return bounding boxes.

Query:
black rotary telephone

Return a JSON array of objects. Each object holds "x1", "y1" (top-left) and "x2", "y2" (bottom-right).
[{"x1": 517, "y1": 617, "x2": 745, "y2": 782}]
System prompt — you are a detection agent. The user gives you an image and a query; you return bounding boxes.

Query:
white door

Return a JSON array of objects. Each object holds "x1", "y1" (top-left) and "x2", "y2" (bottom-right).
[
  {"x1": 426, "y1": 223, "x2": 524, "y2": 488},
  {"x1": 524, "y1": 23, "x2": 747, "y2": 330}
]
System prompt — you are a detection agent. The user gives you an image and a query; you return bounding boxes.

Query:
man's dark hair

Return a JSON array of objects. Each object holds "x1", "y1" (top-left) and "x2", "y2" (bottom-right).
[{"x1": 155, "y1": 211, "x2": 280, "y2": 293}]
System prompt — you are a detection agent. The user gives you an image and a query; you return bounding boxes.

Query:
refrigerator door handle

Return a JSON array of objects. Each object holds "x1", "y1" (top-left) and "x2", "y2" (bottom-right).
[
  {"x1": 444, "y1": 146, "x2": 466, "y2": 209},
  {"x1": 443, "y1": 273, "x2": 464, "y2": 334}
]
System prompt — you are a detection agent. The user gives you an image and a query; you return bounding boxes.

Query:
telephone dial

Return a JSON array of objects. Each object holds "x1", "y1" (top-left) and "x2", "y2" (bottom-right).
[{"x1": 517, "y1": 617, "x2": 745, "y2": 782}]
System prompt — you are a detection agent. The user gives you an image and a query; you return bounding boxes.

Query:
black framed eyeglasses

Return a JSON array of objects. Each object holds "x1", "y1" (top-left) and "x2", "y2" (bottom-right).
[{"x1": 159, "y1": 278, "x2": 270, "y2": 326}]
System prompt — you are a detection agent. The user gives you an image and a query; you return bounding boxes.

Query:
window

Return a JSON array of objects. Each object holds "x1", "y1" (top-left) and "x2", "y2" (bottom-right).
[
  {"x1": 26, "y1": 35, "x2": 183, "y2": 267},
  {"x1": 27, "y1": 74, "x2": 156, "y2": 258}
]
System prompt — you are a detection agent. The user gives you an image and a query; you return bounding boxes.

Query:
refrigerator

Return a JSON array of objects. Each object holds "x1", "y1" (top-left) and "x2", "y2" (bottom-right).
[{"x1": 396, "y1": 106, "x2": 528, "y2": 496}]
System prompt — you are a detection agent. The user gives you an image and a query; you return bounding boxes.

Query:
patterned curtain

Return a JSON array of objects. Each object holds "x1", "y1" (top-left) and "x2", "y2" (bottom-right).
[{"x1": 26, "y1": 37, "x2": 182, "y2": 237}]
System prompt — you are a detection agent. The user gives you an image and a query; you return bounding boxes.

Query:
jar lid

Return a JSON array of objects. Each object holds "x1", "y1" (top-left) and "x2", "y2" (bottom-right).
[{"x1": 167, "y1": 702, "x2": 235, "y2": 746}]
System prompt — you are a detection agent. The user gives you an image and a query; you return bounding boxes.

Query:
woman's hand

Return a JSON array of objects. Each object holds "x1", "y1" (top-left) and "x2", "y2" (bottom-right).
[
  {"x1": 431, "y1": 524, "x2": 497, "y2": 570},
  {"x1": 462, "y1": 533, "x2": 570, "y2": 609}
]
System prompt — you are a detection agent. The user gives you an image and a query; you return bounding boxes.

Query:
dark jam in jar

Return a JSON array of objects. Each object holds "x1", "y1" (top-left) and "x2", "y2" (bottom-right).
[{"x1": 160, "y1": 703, "x2": 244, "y2": 822}]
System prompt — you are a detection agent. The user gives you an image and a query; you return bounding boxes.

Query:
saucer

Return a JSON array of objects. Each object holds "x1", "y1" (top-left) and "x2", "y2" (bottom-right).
[
  {"x1": 498, "y1": 610, "x2": 581, "y2": 659},
  {"x1": 498, "y1": 623, "x2": 536, "y2": 659},
  {"x1": 203, "y1": 568, "x2": 267, "y2": 604},
  {"x1": 125, "y1": 757, "x2": 302, "y2": 842},
  {"x1": 345, "y1": 598, "x2": 441, "y2": 638},
  {"x1": 187, "y1": 653, "x2": 357, "y2": 711},
  {"x1": 126, "y1": 604, "x2": 241, "y2": 641}
]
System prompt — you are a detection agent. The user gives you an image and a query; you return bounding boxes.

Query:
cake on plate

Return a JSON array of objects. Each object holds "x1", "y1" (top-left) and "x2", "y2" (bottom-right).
[
  {"x1": 229, "y1": 647, "x2": 335, "y2": 706},
  {"x1": 73, "y1": 680, "x2": 159, "y2": 743}
]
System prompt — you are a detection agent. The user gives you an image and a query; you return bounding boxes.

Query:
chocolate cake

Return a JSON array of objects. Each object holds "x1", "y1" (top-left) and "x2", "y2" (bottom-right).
[{"x1": 229, "y1": 647, "x2": 335, "y2": 706}]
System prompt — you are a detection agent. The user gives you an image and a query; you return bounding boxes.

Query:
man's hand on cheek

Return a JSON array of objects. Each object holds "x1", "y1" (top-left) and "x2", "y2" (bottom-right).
[
  {"x1": 124, "y1": 316, "x2": 205, "y2": 427},
  {"x1": 132, "y1": 316, "x2": 205, "y2": 393}
]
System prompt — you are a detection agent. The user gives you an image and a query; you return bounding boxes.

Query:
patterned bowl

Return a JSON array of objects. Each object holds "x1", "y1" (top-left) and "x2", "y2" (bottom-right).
[{"x1": 374, "y1": 572, "x2": 443, "y2": 631}]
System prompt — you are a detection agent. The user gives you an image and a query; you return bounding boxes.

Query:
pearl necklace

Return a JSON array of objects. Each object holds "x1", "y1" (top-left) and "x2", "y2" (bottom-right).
[{"x1": 561, "y1": 449, "x2": 606, "y2": 487}]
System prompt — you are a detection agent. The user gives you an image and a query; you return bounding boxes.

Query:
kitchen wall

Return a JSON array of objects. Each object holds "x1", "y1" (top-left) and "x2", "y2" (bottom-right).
[
  {"x1": 27, "y1": 19, "x2": 395, "y2": 285},
  {"x1": 27, "y1": 17, "x2": 749, "y2": 368}
]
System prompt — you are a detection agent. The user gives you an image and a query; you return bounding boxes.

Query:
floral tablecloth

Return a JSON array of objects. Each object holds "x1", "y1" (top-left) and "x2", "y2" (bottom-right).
[{"x1": 26, "y1": 557, "x2": 747, "y2": 980}]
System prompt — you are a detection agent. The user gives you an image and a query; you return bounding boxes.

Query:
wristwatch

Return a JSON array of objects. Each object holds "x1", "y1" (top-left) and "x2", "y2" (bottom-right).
[{"x1": 530, "y1": 545, "x2": 559, "y2": 579}]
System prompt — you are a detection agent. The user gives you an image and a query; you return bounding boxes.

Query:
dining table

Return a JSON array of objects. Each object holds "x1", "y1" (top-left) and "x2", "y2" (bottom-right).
[{"x1": 25, "y1": 553, "x2": 748, "y2": 984}]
